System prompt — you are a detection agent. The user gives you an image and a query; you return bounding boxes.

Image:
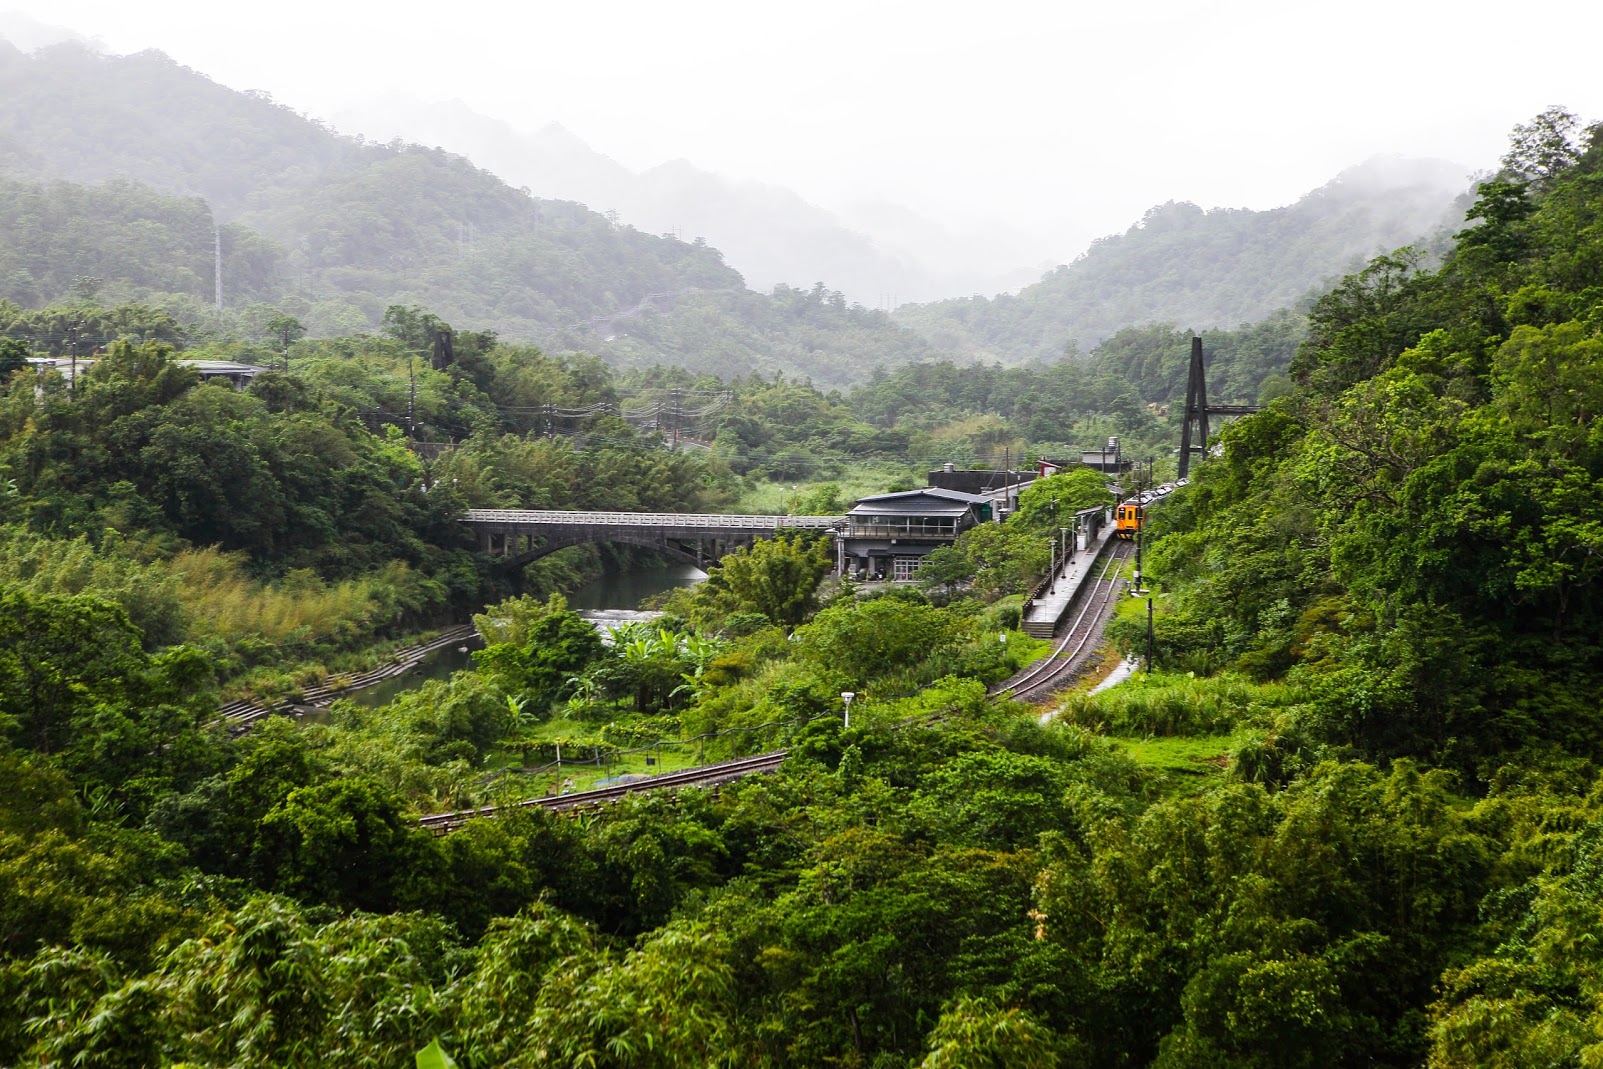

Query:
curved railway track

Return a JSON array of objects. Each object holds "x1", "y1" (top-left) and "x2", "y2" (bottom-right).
[
  {"x1": 219, "y1": 625, "x2": 480, "y2": 729},
  {"x1": 418, "y1": 750, "x2": 789, "y2": 833},
  {"x1": 993, "y1": 541, "x2": 1132, "y2": 703}
]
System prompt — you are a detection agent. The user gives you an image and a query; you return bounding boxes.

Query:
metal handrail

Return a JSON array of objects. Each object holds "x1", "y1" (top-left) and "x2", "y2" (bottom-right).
[
  {"x1": 463, "y1": 509, "x2": 844, "y2": 529},
  {"x1": 846, "y1": 523, "x2": 962, "y2": 538}
]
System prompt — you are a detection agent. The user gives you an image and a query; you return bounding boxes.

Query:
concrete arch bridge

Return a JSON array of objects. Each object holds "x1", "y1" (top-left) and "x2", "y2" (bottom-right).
[{"x1": 463, "y1": 509, "x2": 844, "y2": 569}]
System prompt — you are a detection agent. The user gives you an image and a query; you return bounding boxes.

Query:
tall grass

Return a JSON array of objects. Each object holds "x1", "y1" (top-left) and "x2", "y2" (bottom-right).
[
  {"x1": 1055, "y1": 671, "x2": 1302, "y2": 737},
  {"x1": 0, "y1": 526, "x2": 438, "y2": 652},
  {"x1": 168, "y1": 548, "x2": 413, "y2": 646},
  {"x1": 733, "y1": 460, "x2": 920, "y2": 514},
  {"x1": 0, "y1": 527, "x2": 186, "y2": 644}
]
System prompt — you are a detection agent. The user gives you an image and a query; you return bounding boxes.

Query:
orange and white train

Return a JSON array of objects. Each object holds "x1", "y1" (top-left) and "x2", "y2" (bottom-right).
[{"x1": 1114, "y1": 479, "x2": 1185, "y2": 540}]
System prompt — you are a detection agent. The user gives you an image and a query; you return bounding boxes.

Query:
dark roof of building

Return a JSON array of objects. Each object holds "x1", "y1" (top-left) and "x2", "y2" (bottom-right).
[
  {"x1": 854, "y1": 488, "x2": 990, "y2": 505},
  {"x1": 848, "y1": 488, "x2": 990, "y2": 517}
]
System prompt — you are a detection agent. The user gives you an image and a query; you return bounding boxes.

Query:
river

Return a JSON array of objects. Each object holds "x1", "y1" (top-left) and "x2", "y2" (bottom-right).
[
  {"x1": 565, "y1": 562, "x2": 708, "y2": 616},
  {"x1": 346, "y1": 563, "x2": 706, "y2": 708}
]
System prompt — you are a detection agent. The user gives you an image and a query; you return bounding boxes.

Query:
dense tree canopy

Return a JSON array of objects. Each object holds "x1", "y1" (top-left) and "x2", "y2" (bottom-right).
[{"x1": 4, "y1": 106, "x2": 1603, "y2": 1069}]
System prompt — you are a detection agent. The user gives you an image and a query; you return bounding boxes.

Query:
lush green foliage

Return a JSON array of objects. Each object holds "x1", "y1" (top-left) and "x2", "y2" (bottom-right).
[
  {"x1": 1113, "y1": 110, "x2": 1603, "y2": 1068},
  {"x1": 9, "y1": 106, "x2": 1603, "y2": 1069}
]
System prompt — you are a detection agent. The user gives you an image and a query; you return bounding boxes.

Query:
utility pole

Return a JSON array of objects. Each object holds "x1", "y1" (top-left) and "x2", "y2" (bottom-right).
[
  {"x1": 1003, "y1": 446, "x2": 1011, "y2": 510},
  {"x1": 1146, "y1": 595, "x2": 1155, "y2": 674},
  {"x1": 407, "y1": 353, "x2": 417, "y2": 440},
  {"x1": 1134, "y1": 458, "x2": 1146, "y2": 587},
  {"x1": 213, "y1": 223, "x2": 223, "y2": 317},
  {"x1": 1136, "y1": 456, "x2": 1155, "y2": 674}
]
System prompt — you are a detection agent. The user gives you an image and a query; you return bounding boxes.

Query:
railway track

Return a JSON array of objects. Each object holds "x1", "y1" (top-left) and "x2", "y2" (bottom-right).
[
  {"x1": 410, "y1": 543, "x2": 1125, "y2": 831},
  {"x1": 219, "y1": 624, "x2": 480, "y2": 728},
  {"x1": 992, "y1": 542, "x2": 1132, "y2": 703},
  {"x1": 418, "y1": 750, "x2": 789, "y2": 833}
]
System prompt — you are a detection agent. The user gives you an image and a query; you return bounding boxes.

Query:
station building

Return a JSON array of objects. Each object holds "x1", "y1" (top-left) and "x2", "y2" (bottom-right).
[{"x1": 837, "y1": 488, "x2": 989, "y2": 581}]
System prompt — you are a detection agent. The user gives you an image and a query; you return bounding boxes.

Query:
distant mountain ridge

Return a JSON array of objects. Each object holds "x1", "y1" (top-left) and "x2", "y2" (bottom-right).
[
  {"x1": 0, "y1": 32, "x2": 1478, "y2": 388},
  {"x1": 0, "y1": 38, "x2": 968, "y2": 385},
  {"x1": 894, "y1": 156, "x2": 1473, "y2": 363},
  {"x1": 330, "y1": 96, "x2": 1063, "y2": 305}
]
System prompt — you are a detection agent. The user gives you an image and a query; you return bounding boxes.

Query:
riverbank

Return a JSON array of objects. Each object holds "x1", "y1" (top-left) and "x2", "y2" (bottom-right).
[{"x1": 220, "y1": 563, "x2": 710, "y2": 725}]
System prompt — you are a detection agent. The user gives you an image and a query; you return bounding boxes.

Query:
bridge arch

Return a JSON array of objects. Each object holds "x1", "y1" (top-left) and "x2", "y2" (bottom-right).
[
  {"x1": 497, "y1": 530, "x2": 713, "y2": 571},
  {"x1": 463, "y1": 509, "x2": 843, "y2": 575}
]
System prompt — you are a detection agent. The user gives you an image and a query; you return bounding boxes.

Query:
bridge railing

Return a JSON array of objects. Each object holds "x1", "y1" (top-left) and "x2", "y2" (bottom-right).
[
  {"x1": 463, "y1": 509, "x2": 844, "y2": 529},
  {"x1": 846, "y1": 522, "x2": 962, "y2": 539}
]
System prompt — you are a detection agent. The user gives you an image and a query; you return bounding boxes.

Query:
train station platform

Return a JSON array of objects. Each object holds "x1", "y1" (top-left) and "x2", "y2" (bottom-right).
[{"x1": 1020, "y1": 525, "x2": 1119, "y2": 638}]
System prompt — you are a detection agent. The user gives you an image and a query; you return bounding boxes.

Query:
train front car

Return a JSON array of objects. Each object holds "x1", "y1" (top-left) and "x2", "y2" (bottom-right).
[{"x1": 1114, "y1": 499, "x2": 1143, "y2": 540}]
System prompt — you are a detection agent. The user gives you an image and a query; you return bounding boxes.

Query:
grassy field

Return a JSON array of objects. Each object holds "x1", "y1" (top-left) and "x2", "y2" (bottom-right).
[
  {"x1": 494, "y1": 739, "x2": 724, "y2": 799},
  {"x1": 1112, "y1": 734, "x2": 1234, "y2": 793},
  {"x1": 733, "y1": 460, "x2": 922, "y2": 514}
]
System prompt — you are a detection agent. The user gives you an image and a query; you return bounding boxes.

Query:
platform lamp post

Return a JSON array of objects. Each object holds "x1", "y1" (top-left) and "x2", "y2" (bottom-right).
[
  {"x1": 840, "y1": 691, "x2": 855, "y2": 730},
  {"x1": 1133, "y1": 464, "x2": 1145, "y2": 591},
  {"x1": 1130, "y1": 456, "x2": 1155, "y2": 673},
  {"x1": 1130, "y1": 583, "x2": 1155, "y2": 674}
]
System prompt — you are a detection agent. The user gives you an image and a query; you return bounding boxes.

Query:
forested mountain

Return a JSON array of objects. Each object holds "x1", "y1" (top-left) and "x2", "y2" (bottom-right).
[
  {"x1": 0, "y1": 176, "x2": 282, "y2": 311},
  {"x1": 896, "y1": 156, "x2": 1472, "y2": 362},
  {"x1": 331, "y1": 97, "x2": 1057, "y2": 304},
  {"x1": 0, "y1": 38, "x2": 1476, "y2": 389},
  {"x1": 0, "y1": 40, "x2": 939, "y2": 382},
  {"x1": 333, "y1": 97, "x2": 1059, "y2": 305}
]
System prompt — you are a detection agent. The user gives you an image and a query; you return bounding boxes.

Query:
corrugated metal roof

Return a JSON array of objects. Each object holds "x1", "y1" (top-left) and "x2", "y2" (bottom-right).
[
  {"x1": 853, "y1": 488, "x2": 990, "y2": 506},
  {"x1": 848, "y1": 499, "x2": 973, "y2": 516}
]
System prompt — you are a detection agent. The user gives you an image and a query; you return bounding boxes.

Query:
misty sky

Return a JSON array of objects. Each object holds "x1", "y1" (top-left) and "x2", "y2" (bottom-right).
[{"x1": 7, "y1": 0, "x2": 1603, "y2": 249}]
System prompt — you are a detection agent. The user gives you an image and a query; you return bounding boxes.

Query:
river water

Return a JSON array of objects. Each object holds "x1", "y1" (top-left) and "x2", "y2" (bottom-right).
[
  {"x1": 347, "y1": 564, "x2": 706, "y2": 708},
  {"x1": 565, "y1": 562, "x2": 707, "y2": 614}
]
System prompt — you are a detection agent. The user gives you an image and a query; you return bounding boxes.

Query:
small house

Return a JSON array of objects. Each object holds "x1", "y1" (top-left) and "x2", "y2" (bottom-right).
[{"x1": 837, "y1": 488, "x2": 993, "y2": 581}]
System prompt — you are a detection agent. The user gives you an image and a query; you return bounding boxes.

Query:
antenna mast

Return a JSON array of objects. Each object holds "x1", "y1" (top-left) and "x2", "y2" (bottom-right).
[{"x1": 213, "y1": 223, "x2": 223, "y2": 316}]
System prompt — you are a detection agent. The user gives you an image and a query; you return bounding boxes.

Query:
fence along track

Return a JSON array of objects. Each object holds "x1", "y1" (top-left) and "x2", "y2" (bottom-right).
[
  {"x1": 993, "y1": 542, "x2": 1131, "y2": 703},
  {"x1": 418, "y1": 750, "x2": 790, "y2": 833},
  {"x1": 219, "y1": 624, "x2": 480, "y2": 728}
]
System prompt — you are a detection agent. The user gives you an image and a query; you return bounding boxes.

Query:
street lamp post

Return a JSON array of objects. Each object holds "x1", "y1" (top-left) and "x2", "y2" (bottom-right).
[
  {"x1": 1130, "y1": 456, "x2": 1156, "y2": 673},
  {"x1": 1134, "y1": 463, "x2": 1145, "y2": 589},
  {"x1": 1146, "y1": 594, "x2": 1155, "y2": 674},
  {"x1": 840, "y1": 691, "x2": 855, "y2": 730}
]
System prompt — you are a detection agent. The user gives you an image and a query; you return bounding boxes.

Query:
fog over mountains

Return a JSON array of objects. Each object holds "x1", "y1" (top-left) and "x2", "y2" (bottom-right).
[
  {"x1": 0, "y1": 19, "x2": 1478, "y2": 384},
  {"x1": 331, "y1": 96, "x2": 1069, "y2": 306},
  {"x1": 897, "y1": 154, "x2": 1475, "y2": 363}
]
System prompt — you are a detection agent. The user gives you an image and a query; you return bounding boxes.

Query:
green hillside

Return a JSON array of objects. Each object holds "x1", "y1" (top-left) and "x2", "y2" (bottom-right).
[
  {"x1": 897, "y1": 158, "x2": 1470, "y2": 363},
  {"x1": 0, "y1": 41, "x2": 940, "y2": 382},
  {"x1": 0, "y1": 176, "x2": 281, "y2": 310},
  {"x1": 0, "y1": 41, "x2": 1480, "y2": 388}
]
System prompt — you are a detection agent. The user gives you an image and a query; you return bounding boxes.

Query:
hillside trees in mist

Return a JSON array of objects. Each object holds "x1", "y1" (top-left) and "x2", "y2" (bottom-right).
[
  {"x1": 0, "y1": 39, "x2": 1471, "y2": 388},
  {"x1": 0, "y1": 176, "x2": 280, "y2": 308},
  {"x1": 895, "y1": 158, "x2": 1469, "y2": 364},
  {"x1": 0, "y1": 42, "x2": 743, "y2": 338}
]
